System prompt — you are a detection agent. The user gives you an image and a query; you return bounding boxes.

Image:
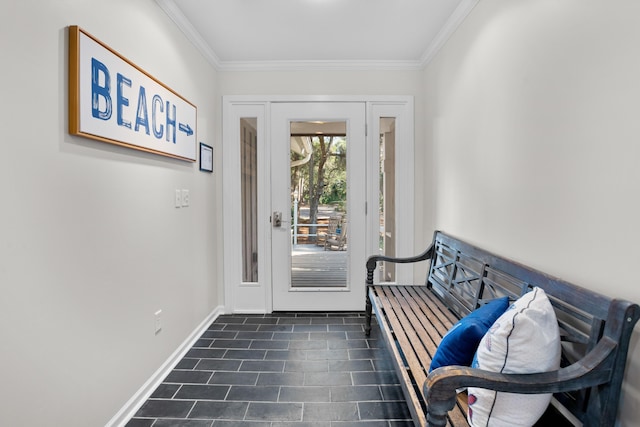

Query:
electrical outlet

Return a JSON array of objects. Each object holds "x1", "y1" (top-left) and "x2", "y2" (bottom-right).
[
  {"x1": 175, "y1": 190, "x2": 181, "y2": 208},
  {"x1": 181, "y1": 189, "x2": 189, "y2": 207},
  {"x1": 154, "y1": 309, "x2": 162, "y2": 335}
]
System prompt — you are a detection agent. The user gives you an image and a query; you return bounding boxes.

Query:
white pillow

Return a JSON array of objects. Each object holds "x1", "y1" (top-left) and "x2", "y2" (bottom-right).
[{"x1": 467, "y1": 287, "x2": 561, "y2": 427}]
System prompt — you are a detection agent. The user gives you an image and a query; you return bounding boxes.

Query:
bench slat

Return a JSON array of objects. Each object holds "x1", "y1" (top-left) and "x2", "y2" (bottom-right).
[
  {"x1": 372, "y1": 287, "x2": 428, "y2": 426},
  {"x1": 391, "y1": 287, "x2": 470, "y2": 426},
  {"x1": 373, "y1": 285, "x2": 469, "y2": 426},
  {"x1": 377, "y1": 287, "x2": 430, "y2": 390}
]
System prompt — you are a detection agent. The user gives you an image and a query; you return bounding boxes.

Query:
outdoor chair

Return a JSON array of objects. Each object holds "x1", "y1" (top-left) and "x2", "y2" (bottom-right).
[
  {"x1": 316, "y1": 214, "x2": 341, "y2": 246},
  {"x1": 324, "y1": 219, "x2": 347, "y2": 251}
]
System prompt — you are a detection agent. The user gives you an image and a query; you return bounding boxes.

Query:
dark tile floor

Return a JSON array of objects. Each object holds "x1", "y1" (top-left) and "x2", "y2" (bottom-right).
[{"x1": 126, "y1": 312, "x2": 413, "y2": 427}]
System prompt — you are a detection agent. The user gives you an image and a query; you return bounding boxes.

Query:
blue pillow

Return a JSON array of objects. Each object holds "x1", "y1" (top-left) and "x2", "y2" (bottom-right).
[{"x1": 429, "y1": 297, "x2": 509, "y2": 372}]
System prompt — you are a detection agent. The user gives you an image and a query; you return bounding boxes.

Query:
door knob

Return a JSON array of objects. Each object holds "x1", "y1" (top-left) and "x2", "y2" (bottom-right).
[{"x1": 273, "y1": 211, "x2": 282, "y2": 227}]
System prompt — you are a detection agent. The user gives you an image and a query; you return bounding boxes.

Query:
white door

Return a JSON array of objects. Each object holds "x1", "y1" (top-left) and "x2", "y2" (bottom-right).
[
  {"x1": 223, "y1": 96, "x2": 414, "y2": 314},
  {"x1": 271, "y1": 102, "x2": 367, "y2": 311}
]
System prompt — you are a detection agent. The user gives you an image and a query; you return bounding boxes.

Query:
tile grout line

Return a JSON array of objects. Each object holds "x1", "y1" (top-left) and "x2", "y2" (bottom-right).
[{"x1": 182, "y1": 400, "x2": 198, "y2": 422}]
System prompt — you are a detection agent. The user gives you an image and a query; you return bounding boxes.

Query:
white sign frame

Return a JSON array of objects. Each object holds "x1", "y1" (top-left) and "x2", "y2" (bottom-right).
[{"x1": 69, "y1": 26, "x2": 197, "y2": 162}]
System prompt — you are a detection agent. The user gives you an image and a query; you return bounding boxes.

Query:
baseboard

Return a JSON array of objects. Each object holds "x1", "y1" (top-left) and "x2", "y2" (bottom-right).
[{"x1": 105, "y1": 305, "x2": 225, "y2": 427}]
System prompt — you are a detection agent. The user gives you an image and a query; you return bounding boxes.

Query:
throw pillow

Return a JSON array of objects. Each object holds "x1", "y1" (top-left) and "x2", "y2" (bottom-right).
[
  {"x1": 429, "y1": 296, "x2": 509, "y2": 372},
  {"x1": 467, "y1": 287, "x2": 561, "y2": 427}
]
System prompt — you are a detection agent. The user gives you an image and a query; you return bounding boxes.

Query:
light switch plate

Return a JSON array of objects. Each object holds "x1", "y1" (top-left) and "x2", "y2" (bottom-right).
[
  {"x1": 181, "y1": 189, "x2": 189, "y2": 207},
  {"x1": 175, "y1": 189, "x2": 182, "y2": 208}
]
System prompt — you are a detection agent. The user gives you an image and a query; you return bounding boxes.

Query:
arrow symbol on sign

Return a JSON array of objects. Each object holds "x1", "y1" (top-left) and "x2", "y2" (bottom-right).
[{"x1": 178, "y1": 123, "x2": 194, "y2": 136}]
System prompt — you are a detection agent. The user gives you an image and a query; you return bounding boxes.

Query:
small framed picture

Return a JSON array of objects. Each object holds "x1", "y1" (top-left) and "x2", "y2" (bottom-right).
[{"x1": 199, "y1": 143, "x2": 213, "y2": 172}]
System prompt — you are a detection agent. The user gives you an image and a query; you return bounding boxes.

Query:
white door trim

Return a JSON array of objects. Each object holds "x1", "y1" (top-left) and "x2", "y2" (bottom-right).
[
  {"x1": 222, "y1": 101, "x2": 272, "y2": 314},
  {"x1": 367, "y1": 101, "x2": 415, "y2": 284},
  {"x1": 222, "y1": 95, "x2": 414, "y2": 313}
]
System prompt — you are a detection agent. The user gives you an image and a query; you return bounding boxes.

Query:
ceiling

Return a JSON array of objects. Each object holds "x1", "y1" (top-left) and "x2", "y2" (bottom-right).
[{"x1": 156, "y1": 0, "x2": 479, "y2": 70}]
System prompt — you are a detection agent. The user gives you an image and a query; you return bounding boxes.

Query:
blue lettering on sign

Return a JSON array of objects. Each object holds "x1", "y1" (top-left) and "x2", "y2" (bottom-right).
[
  {"x1": 178, "y1": 123, "x2": 193, "y2": 136},
  {"x1": 116, "y1": 73, "x2": 132, "y2": 129},
  {"x1": 152, "y1": 95, "x2": 164, "y2": 139},
  {"x1": 91, "y1": 58, "x2": 112, "y2": 120},
  {"x1": 135, "y1": 86, "x2": 150, "y2": 135},
  {"x1": 166, "y1": 102, "x2": 176, "y2": 144},
  {"x1": 89, "y1": 58, "x2": 192, "y2": 144}
]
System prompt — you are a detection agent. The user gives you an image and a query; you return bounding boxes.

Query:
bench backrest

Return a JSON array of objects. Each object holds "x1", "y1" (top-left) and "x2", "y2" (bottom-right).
[{"x1": 426, "y1": 231, "x2": 639, "y2": 426}]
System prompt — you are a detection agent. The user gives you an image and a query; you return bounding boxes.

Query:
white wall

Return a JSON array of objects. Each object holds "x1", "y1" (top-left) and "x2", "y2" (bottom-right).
[
  {"x1": 423, "y1": 0, "x2": 640, "y2": 424},
  {"x1": 0, "y1": 1, "x2": 219, "y2": 425},
  {"x1": 218, "y1": 69, "x2": 423, "y2": 96}
]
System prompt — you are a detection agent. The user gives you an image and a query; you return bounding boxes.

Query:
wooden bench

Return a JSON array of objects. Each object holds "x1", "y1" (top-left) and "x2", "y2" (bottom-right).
[{"x1": 365, "y1": 231, "x2": 639, "y2": 427}]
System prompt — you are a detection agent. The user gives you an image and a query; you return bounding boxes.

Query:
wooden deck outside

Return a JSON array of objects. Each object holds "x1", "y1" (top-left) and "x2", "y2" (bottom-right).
[{"x1": 291, "y1": 244, "x2": 347, "y2": 287}]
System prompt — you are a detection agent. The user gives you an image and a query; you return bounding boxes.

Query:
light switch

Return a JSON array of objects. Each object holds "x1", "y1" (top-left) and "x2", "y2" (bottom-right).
[
  {"x1": 182, "y1": 189, "x2": 190, "y2": 207},
  {"x1": 175, "y1": 189, "x2": 182, "y2": 208}
]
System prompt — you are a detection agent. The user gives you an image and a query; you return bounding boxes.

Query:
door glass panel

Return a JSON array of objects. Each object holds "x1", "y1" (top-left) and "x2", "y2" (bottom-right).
[
  {"x1": 241, "y1": 117, "x2": 258, "y2": 282},
  {"x1": 290, "y1": 121, "x2": 348, "y2": 288},
  {"x1": 379, "y1": 118, "x2": 396, "y2": 282}
]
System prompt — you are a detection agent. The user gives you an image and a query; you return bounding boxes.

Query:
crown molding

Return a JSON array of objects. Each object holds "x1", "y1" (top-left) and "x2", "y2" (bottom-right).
[
  {"x1": 155, "y1": 0, "x2": 222, "y2": 69},
  {"x1": 420, "y1": 0, "x2": 481, "y2": 67},
  {"x1": 157, "y1": 0, "x2": 480, "y2": 72},
  {"x1": 217, "y1": 59, "x2": 424, "y2": 72}
]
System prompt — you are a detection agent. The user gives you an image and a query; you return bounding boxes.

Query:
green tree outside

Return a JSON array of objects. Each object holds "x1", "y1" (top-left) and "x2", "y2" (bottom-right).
[{"x1": 291, "y1": 136, "x2": 346, "y2": 241}]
